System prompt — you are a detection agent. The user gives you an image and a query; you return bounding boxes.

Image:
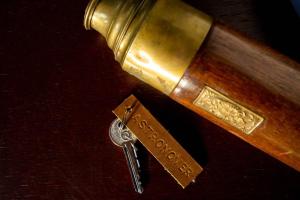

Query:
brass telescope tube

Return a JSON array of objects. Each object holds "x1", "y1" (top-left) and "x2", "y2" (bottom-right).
[{"x1": 84, "y1": 0, "x2": 300, "y2": 171}]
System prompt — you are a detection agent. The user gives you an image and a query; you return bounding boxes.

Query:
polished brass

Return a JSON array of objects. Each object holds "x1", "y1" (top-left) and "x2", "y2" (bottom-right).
[
  {"x1": 84, "y1": 0, "x2": 212, "y2": 95},
  {"x1": 194, "y1": 86, "x2": 264, "y2": 135},
  {"x1": 113, "y1": 95, "x2": 203, "y2": 188}
]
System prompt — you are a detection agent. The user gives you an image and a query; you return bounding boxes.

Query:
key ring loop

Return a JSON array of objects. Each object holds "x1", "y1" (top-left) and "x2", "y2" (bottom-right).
[{"x1": 119, "y1": 99, "x2": 138, "y2": 131}]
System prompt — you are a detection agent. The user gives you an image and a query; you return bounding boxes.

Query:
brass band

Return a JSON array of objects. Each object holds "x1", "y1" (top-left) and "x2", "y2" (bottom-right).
[{"x1": 84, "y1": 0, "x2": 213, "y2": 94}]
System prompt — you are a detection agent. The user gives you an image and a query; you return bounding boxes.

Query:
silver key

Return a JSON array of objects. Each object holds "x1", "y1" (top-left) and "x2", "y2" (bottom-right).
[{"x1": 109, "y1": 118, "x2": 143, "y2": 194}]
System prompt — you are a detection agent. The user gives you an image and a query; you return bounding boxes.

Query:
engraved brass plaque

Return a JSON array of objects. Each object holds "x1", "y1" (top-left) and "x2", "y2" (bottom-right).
[
  {"x1": 113, "y1": 95, "x2": 203, "y2": 188},
  {"x1": 194, "y1": 87, "x2": 264, "y2": 135}
]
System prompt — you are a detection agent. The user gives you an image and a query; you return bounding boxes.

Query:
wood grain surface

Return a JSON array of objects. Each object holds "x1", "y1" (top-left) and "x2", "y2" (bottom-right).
[
  {"x1": 170, "y1": 22, "x2": 300, "y2": 172},
  {"x1": 1, "y1": 0, "x2": 300, "y2": 199}
]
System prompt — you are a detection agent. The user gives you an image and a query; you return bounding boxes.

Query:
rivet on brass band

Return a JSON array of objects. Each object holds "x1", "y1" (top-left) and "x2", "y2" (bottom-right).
[{"x1": 194, "y1": 86, "x2": 264, "y2": 135}]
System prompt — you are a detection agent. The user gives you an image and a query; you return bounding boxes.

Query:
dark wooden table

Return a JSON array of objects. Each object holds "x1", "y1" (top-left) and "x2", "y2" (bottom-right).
[{"x1": 1, "y1": 0, "x2": 300, "y2": 199}]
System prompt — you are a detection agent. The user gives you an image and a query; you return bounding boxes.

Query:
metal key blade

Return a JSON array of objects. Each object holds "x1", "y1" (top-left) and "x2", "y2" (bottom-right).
[
  {"x1": 122, "y1": 142, "x2": 143, "y2": 194},
  {"x1": 109, "y1": 118, "x2": 143, "y2": 194}
]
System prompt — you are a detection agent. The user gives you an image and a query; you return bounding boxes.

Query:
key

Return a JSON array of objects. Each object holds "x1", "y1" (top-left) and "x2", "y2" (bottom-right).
[
  {"x1": 109, "y1": 118, "x2": 143, "y2": 194},
  {"x1": 113, "y1": 95, "x2": 203, "y2": 189}
]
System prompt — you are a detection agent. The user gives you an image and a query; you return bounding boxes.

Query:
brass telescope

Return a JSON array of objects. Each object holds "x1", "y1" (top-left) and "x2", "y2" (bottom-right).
[{"x1": 84, "y1": 0, "x2": 300, "y2": 171}]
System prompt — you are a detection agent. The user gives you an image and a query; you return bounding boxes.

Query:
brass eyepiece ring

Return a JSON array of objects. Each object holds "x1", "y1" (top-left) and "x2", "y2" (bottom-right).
[{"x1": 84, "y1": 0, "x2": 99, "y2": 30}]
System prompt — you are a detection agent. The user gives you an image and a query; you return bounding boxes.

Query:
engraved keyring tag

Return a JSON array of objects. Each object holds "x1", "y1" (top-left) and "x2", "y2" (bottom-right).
[{"x1": 113, "y1": 95, "x2": 203, "y2": 188}]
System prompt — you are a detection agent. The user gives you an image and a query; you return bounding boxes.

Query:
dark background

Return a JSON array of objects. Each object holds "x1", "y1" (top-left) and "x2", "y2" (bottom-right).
[{"x1": 1, "y1": 0, "x2": 300, "y2": 199}]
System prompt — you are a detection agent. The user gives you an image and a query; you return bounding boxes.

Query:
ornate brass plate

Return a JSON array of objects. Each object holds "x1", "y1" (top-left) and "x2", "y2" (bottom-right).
[{"x1": 194, "y1": 86, "x2": 264, "y2": 135}]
